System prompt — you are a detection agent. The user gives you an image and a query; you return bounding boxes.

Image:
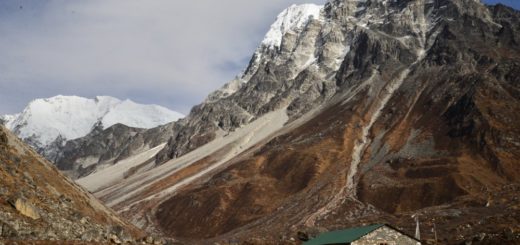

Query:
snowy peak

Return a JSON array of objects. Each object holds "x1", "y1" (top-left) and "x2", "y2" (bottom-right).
[
  {"x1": 101, "y1": 98, "x2": 184, "y2": 130},
  {"x1": 2, "y1": 95, "x2": 184, "y2": 147},
  {"x1": 262, "y1": 4, "x2": 324, "y2": 48},
  {"x1": 0, "y1": 114, "x2": 18, "y2": 126},
  {"x1": 207, "y1": 4, "x2": 325, "y2": 102}
]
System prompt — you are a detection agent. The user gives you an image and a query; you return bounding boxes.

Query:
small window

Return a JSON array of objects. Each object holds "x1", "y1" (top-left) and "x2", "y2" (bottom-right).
[{"x1": 379, "y1": 243, "x2": 389, "y2": 245}]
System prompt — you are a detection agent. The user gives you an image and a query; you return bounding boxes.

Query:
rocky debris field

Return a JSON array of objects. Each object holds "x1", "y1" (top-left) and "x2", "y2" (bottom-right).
[{"x1": 0, "y1": 126, "x2": 159, "y2": 244}]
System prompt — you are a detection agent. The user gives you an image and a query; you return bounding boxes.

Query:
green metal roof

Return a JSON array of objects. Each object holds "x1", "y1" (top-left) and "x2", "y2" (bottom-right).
[{"x1": 304, "y1": 224, "x2": 385, "y2": 245}]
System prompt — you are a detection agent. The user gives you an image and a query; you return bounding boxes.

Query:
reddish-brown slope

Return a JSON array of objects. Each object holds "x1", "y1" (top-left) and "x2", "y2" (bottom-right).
[
  {"x1": 152, "y1": 26, "x2": 520, "y2": 245},
  {"x1": 154, "y1": 66, "x2": 520, "y2": 244}
]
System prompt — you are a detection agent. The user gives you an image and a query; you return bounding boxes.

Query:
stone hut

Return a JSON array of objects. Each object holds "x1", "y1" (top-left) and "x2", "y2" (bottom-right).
[{"x1": 304, "y1": 224, "x2": 421, "y2": 245}]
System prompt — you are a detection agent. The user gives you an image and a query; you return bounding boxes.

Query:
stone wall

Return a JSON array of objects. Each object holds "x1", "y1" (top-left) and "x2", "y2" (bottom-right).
[{"x1": 351, "y1": 226, "x2": 420, "y2": 245}]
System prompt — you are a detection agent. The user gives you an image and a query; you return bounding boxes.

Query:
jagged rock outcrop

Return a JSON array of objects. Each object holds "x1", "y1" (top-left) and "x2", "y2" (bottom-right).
[
  {"x1": 54, "y1": 124, "x2": 146, "y2": 179},
  {"x1": 154, "y1": 3, "x2": 346, "y2": 162}
]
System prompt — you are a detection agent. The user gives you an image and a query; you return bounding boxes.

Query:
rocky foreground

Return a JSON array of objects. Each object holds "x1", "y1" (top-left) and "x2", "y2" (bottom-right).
[{"x1": 0, "y1": 126, "x2": 172, "y2": 244}]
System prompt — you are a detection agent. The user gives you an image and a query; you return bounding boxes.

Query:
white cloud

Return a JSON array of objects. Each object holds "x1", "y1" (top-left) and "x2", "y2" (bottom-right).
[{"x1": 0, "y1": 0, "x2": 324, "y2": 114}]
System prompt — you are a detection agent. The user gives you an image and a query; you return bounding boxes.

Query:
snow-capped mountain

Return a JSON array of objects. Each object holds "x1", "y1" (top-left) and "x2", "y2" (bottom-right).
[
  {"x1": 1, "y1": 95, "x2": 183, "y2": 153},
  {"x1": 205, "y1": 4, "x2": 324, "y2": 103}
]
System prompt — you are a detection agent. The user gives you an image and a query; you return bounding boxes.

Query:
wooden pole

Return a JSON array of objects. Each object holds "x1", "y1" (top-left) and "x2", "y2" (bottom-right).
[
  {"x1": 433, "y1": 220, "x2": 438, "y2": 245},
  {"x1": 412, "y1": 213, "x2": 421, "y2": 241}
]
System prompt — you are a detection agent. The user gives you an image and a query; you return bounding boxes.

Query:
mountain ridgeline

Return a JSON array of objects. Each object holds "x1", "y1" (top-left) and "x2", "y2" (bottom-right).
[
  {"x1": 3, "y1": 0, "x2": 520, "y2": 244},
  {"x1": 1, "y1": 95, "x2": 183, "y2": 179},
  {"x1": 73, "y1": 0, "x2": 520, "y2": 244}
]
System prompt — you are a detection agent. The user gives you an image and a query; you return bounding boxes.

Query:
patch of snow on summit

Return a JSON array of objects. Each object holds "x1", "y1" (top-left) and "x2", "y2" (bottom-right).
[
  {"x1": 101, "y1": 99, "x2": 184, "y2": 130},
  {"x1": 262, "y1": 4, "x2": 324, "y2": 48}
]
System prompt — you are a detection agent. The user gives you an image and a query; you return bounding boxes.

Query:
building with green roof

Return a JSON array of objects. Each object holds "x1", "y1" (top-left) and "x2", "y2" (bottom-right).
[{"x1": 304, "y1": 224, "x2": 421, "y2": 245}]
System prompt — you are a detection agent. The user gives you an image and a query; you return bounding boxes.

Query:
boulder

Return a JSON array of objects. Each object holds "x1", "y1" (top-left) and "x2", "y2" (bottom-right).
[{"x1": 13, "y1": 198, "x2": 40, "y2": 220}]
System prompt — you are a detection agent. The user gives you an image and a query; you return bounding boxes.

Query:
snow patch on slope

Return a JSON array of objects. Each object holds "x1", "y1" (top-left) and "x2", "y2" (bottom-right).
[
  {"x1": 0, "y1": 114, "x2": 18, "y2": 126},
  {"x1": 262, "y1": 4, "x2": 324, "y2": 48},
  {"x1": 2, "y1": 95, "x2": 183, "y2": 147},
  {"x1": 101, "y1": 99, "x2": 183, "y2": 129}
]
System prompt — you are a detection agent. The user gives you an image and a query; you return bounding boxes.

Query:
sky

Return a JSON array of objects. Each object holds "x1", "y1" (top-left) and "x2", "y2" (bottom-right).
[
  {"x1": 0, "y1": 0, "x2": 517, "y2": 115},
  {"x1": 484, "y1": 0, "x2": 520, "y2": 9}
]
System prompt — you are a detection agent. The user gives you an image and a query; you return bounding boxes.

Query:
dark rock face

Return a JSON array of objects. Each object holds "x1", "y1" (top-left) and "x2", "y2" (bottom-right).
[
  {"x1": 50, "y1": 122, "x2": 181, "y2": 179},
  {"x1": 53, "y1": 124, "x2": 145, "y2": 179}
]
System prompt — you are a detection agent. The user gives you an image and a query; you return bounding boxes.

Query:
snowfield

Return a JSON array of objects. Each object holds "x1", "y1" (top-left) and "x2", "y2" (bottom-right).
[
  {"x1": 1, "y1": 95, "x2": 184, "y2": 148},
  {"x1": 262, "y1": 4, "x2": 324, "y2": 48}
]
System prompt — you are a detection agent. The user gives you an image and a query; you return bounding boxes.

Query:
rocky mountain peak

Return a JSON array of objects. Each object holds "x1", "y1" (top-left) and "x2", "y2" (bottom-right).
[
  {"x1": 83, "y1": 0, "x2": 520, "y2": 243},
  {"x1": 262, "y1": 3, "x2": 324, "y2": 49},
  {"x1": 205, "y1": 3, "x2": 325, "y2": 104},
  {"x1": 40, "y1": 0, "x2": 514, "y2": 180}
]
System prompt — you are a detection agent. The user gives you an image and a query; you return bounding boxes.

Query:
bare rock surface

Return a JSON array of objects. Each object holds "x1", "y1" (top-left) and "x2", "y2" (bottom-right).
[{"x1": 0, "y1": 126, "x2": 146, "y2": 243}]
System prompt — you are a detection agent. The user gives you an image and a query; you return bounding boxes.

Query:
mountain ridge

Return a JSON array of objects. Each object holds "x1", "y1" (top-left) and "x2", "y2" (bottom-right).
[
  {"x1": 86, "y1": 0, "x2": 519, "y2": 243},
  {"x1": 1, "y1": 95, "x2": 183, "y2": 146},
  {"x1": 0, "y1": 95, "x2": 184, "y2": 178}
]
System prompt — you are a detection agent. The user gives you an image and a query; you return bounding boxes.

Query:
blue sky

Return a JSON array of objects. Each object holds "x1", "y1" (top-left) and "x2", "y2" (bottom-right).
[
  {"x1": 483, "y1": 0, "x2": 519, "y2": 9},
  {"x1": 0, "y1": 0, "x2": 517, "y2": 115}
]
